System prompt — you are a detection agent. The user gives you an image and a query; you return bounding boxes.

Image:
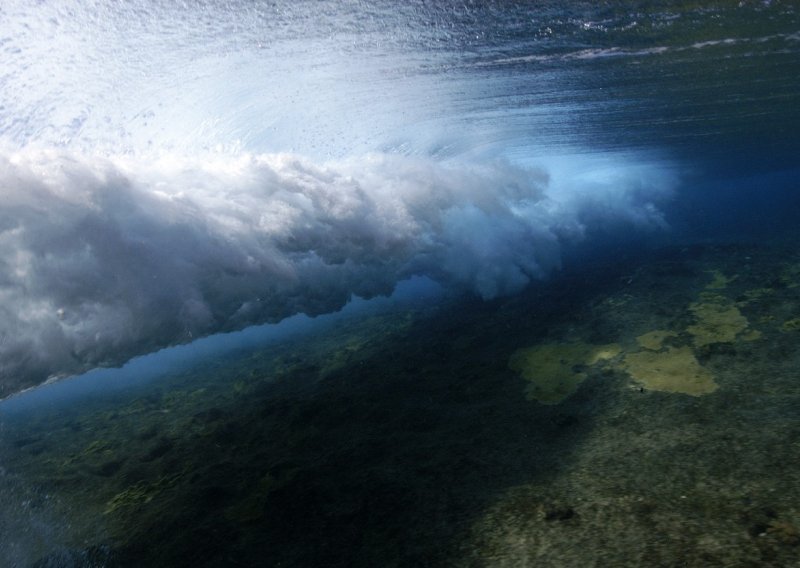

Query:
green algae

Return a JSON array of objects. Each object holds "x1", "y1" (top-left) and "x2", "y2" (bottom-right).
[
  {"x1": 706, "y1": 269, "x2": 736, "y2": 290},
  {"x1": 687, "y1": 299, "x2": 750, "y2": 347},
  {"x1": 622, "y1": 346, "x2": 718, "y2": 396},
  {"x1": 105, "y1": 473, "x2": 184, "y2": 515},
  {"x1": 782, "y1": 318, "x2": 800, "y2": 332},
  {"x1": 509, "y1": 342, "x2": 621, "y2": 404},
  {"x1": 635, "y1": 330, "x2": 678, "y2": 351}
]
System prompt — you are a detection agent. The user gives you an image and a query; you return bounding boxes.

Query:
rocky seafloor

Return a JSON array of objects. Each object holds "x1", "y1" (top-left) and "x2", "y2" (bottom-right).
[{"x1": 2, "y1": 243, "x2": 800, "y2": 567}]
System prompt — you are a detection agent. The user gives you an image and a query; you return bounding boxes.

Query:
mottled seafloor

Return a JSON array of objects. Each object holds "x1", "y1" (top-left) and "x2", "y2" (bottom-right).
[{"x1": 2, "y1": 241, "x2": 800, "y2": 567}]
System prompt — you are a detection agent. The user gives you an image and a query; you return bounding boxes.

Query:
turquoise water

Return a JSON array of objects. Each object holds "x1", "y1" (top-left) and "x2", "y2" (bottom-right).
[{"x1": 1, "y1": 1, "x2": 799, "y2": 566}]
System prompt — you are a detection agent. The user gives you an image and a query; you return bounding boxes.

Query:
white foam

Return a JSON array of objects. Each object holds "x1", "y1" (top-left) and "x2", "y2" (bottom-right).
[{"x1": 0, "y1": 147, "x2": 673, "y2": 391}]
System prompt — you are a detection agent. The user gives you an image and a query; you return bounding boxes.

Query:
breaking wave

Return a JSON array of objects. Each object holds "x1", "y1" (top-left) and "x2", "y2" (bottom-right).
[{"x1": 0, "y1": 146, "x2": 673, "y2": 394}]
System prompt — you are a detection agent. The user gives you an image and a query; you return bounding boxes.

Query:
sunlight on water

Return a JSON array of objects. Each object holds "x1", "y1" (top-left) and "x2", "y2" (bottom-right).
[{"x1": 2, "y1": 0, "x2": 797, "y2": 160}]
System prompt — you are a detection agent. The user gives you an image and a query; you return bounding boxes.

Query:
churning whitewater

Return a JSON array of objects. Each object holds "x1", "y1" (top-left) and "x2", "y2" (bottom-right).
[
  {"x1": 0, "y1": 147, "x2": 671, "y2": 396},
  {"x1": 0, "y1": 0, "x2": 694, "y2": 397},
  {"x1": 6, "y1": 0, "x2": 797, "y2": 396}
]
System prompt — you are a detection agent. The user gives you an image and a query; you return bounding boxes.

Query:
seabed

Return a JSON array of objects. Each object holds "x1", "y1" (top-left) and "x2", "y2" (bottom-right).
[{"x1": 2, "y1": 243, "x2": 800, "y2": 567}]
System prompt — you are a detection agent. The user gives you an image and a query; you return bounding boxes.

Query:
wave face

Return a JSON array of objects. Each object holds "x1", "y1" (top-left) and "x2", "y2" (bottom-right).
[{"x1": 1, "y1": 0, "x2": 798, "y2": 395}]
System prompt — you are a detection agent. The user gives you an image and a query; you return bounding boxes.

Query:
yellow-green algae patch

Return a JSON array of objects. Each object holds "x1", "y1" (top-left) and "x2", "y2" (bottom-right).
[
  {"x1": 622, "y1": 346, "x2": 717, "y2": 396},
  {"x1": 105, "y1": 473, "x2": 183, "y2": 515},
  {"x1": 740, "y1": 329, "x2": 762, "y2": 341},
  {"x1": 686, "y1": 298, "x2": 750, "y2": 347},
  {"x1": 782, "y1": 318, "x2": 800, "y2": 332},
  {"x1": 697, "y1": 291, "x2": 728, "y2": 304},
  {"x1": 509, "y1": 342, "x2": 621, "y2": 404},
  {"x1": 635, "y1": 330, "x2": 678, "y2": 351},
  {"x1": 706, "y1": 270, "x2": 736, "y2": 290}
]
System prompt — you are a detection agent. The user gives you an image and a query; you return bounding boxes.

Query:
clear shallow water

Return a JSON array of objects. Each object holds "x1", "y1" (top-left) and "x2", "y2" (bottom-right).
[{"x1": 1, "y1": 2, "x2": 800, "y2": 566}]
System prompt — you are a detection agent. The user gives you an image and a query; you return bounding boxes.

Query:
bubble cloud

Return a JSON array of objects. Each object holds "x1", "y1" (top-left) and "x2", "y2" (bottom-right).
[{"x1": 0, "y1": 148, "x2": 672, "y2": 396}]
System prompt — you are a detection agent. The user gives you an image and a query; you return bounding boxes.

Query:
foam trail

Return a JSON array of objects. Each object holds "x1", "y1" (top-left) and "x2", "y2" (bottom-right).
[{"x1": 0, "y1": 147, "x2": 672, "y2": 396}]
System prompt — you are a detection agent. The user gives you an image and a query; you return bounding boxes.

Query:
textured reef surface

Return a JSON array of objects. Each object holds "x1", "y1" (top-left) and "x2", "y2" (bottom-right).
[{"x1": 3, "y1": 242, "x2": 800, "y2": 567}]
